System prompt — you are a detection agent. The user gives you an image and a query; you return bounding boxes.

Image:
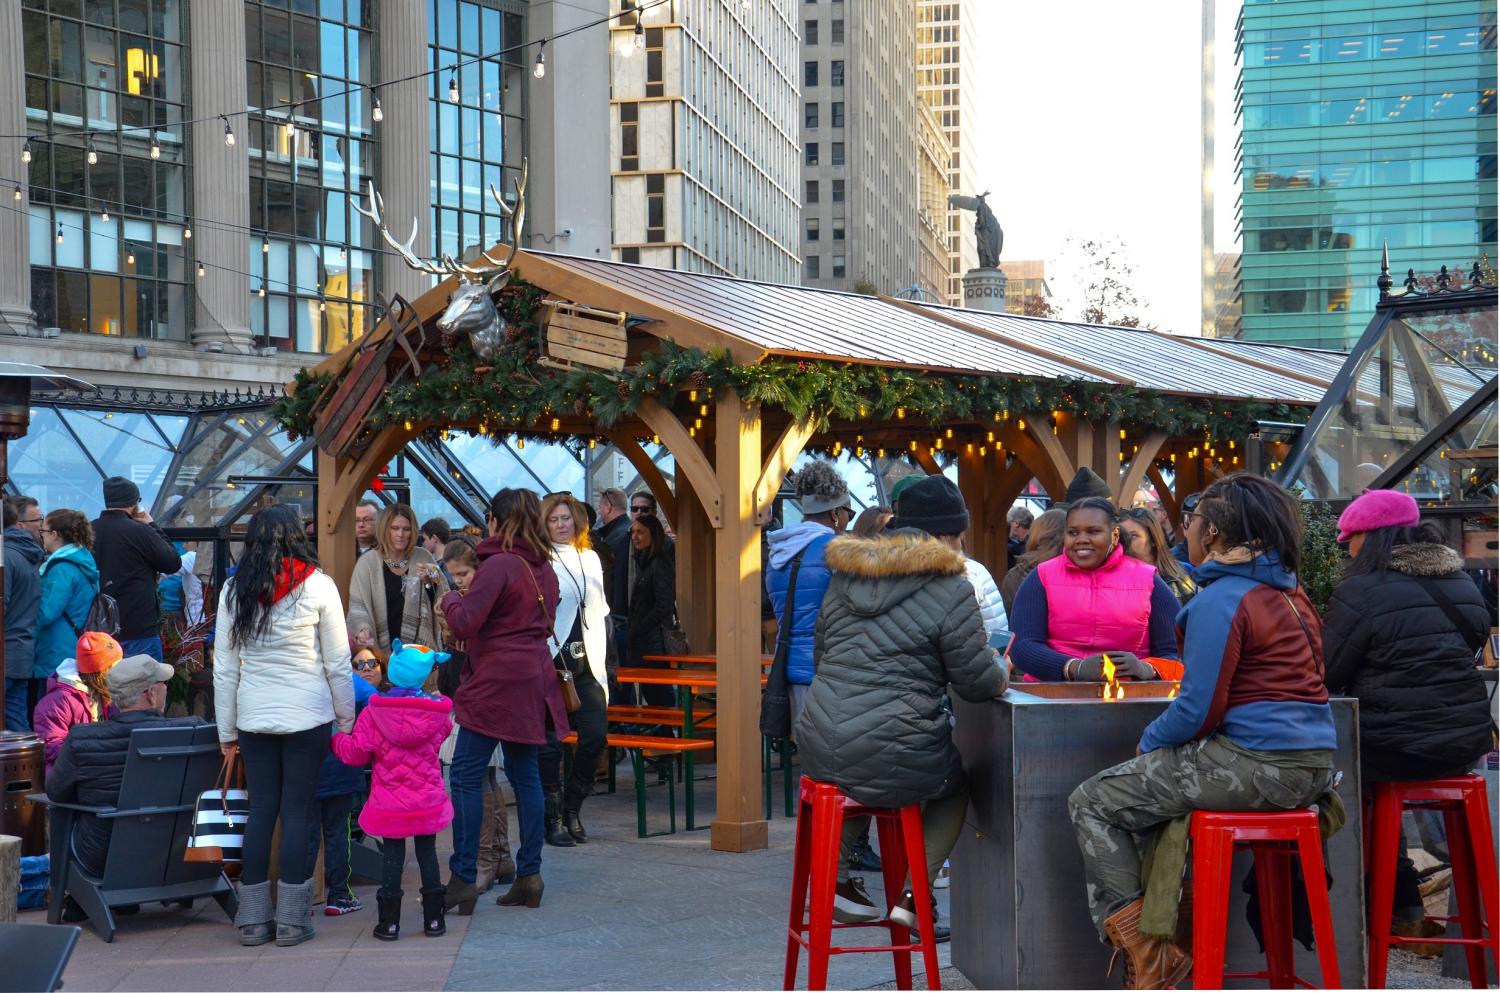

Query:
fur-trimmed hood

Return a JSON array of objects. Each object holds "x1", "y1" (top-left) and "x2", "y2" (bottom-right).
[
  {"x1": 1389, "y1": 542, "x2": 1466, "y2": 578},
  {"x1": 825, "y1": 531, "x2": 969, "y2": 619}
]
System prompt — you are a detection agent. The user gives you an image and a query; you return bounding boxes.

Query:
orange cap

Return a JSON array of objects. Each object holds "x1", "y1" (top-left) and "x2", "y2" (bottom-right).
[{"x1": 76, "y1": 632, "x2": 124, "y2": 675}]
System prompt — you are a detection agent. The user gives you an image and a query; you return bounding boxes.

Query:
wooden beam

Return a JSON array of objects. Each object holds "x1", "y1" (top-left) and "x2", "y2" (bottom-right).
[
  {"x1": 754, "y1": 416, "x2": 818, "y2": 526},
  {"x1": 996, "y1": 425, "x2": 1069, "y2": 501},
  {"x1": 512, "y1": 251, "x2": 764, "y2": 366},
  {"x1": 603, "y1": 429, "x2": 678, "y2": 525},
  {"x1": 1020, "y1": 418, "x2": 1077, "y2": 499},
  {"x1": 317, "y1": 424, "x2": 411, "y2": 604},
  {"x1": 912, "y1": 447, "x2": 943, "y2": 477},
  {"x1": 1148, "y1": 464, "x2": 1181, "y2": 524},
  {"x1": 637, "y1": 399, "x2": 724, "y2": 528},
  {"x1": 1115, "y1": 431, "x2": 1169, "y2": 504},
  {"x1": 711, "y1": 389, "x2": 768, "y2": 853}
]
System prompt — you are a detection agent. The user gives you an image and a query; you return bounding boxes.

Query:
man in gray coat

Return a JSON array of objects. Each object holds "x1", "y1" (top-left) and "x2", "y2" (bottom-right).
[
  {"x1": 794, "y1": 478, "x2": 1008, "y2": 942},
  {"x1": 3, "y1": 498, "x2": 45, "y2": 731}
]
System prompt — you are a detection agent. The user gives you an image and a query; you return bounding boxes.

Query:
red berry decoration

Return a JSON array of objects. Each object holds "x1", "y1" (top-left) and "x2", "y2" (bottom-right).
[{"x1": 797, "y1": 360, "x2": 809, "y2": 373}]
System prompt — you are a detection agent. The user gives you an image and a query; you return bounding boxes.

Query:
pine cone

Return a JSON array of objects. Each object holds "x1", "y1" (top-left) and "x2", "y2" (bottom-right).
[
  {"x1": 573, "y1": 398, "x2": 587, "y2": 416},
  {"x1": 616, "y1": 380, "x2": 631, "y2": 398},
  {"x1": 689, "y1": 369, "x2": 708, "y2": 390}
]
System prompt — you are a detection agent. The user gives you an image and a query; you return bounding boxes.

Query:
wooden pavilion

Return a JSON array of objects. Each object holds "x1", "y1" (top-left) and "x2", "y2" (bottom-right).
[{"x1": 281, "y1": 250, "x2": 1352, "y2": 852}]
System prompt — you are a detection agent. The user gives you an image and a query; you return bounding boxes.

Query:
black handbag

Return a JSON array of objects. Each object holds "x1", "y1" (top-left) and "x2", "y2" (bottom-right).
[{"x1": 759, "y1": 547, "x2": 808, "y2": 740}]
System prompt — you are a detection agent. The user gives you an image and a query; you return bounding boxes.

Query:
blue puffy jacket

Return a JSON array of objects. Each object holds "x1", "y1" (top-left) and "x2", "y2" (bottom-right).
[
  {"x1": 766, "y1": 523, "x2": 836, "y2": 686},
  {"x1": 35, "y1": 544, "x2": 99, "y2": 679}
]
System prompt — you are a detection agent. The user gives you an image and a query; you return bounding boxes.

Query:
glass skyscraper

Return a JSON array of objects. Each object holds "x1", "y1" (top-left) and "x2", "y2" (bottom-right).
[{"x1": 1236, "y1": 0, "x2": 1497, "y2": 348}]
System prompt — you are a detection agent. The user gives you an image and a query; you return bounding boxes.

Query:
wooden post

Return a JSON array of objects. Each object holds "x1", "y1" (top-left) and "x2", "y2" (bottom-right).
[
  {"x1": 0, "y1": 834, "x2": 18, "y2": 923},
  {"x1": 675, "y1": 453, "x2": 716, "y2": 653},
  {"x1": 710, "y1": 389, "x2": 767, "y2": 853},
  {"x1": 317, "y1": 425, "x2": 411, "y2": 602}
]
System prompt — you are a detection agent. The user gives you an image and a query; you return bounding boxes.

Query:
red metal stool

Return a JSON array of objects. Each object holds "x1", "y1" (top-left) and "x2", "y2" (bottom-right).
[
  {"x1": 1190, "y1": 809, "x2": 1341, "y2": 989},
  {"x1": 783, "y1": 776, "x2": 941, "y2": 991},
  {"x1": 1365, "y1": 775, "x2": 1498, "y2": 989}
]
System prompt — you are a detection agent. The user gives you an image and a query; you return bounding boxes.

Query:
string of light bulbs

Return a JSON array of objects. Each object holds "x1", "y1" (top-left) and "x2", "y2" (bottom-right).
[{"x1": 5, "y1": 0, "x2": 672, "y2": 156}]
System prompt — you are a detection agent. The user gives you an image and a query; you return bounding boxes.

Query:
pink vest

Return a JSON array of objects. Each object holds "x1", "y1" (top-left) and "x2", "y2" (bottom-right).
[{"x1": 1036, "y1": 544, "x2": 1156, "y2": 660}]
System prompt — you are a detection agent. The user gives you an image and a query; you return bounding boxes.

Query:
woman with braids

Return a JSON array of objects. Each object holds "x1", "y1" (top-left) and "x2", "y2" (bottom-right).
[
  {"x1": 214, "y1": 504, "x2": 357, "y2": 948},
  {"x1": 1008, "y1": 497, "x2": 1179, "y2": 683},
  {"x1": 1119, "y1": 507, "x2": 1197, "y2": 605},
  {"x1": 1068, "y1": 474, "x2": 1337, "y2": 989},
  {"x1": 440, "y1": 489, "x2": 563, "y2": 913}
]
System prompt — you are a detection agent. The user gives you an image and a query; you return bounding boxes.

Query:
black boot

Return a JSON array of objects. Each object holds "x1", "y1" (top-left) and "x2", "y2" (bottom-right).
[
  {"x1": 420, "y1": 887, "x2": 446, "y2": 938},
  {"x1": 373, "y1": 890, "x2": 401, "y2": 942},
  {"x1": 562, "y1": 787, "x2": 589, "y2": 844},
  {"x1": 544, "y1": 788, "x2": 575, "y2": 848}
]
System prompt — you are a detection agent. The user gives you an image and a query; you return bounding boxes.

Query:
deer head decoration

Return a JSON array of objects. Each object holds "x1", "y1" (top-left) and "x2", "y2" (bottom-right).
[{"x1": 355, "y1": 161, "x2": 528, "y2": 361}]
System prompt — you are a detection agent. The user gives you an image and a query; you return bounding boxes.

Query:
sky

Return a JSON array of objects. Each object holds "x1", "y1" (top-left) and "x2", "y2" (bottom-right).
[{"x1": 969, "y1": 0, "x2": 1242, "y2": 335}]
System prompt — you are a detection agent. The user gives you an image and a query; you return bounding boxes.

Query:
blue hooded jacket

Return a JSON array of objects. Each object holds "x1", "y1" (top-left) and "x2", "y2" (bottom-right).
[
  {"x1": 35, "y1": 544, "x2": 100, "y2": 679},
  {"x1": 317, "y1": 672, "x2": 378, "y2": 799},
  {"x1": 766, "y1": 522, "x2": 836, "y2": 685},
  {"x1": 3, "y1": 526, "x2": 44, "y2": 681},
  {"x1": 1139, "y1": 551, "x2": 1336, "y2": 755}
]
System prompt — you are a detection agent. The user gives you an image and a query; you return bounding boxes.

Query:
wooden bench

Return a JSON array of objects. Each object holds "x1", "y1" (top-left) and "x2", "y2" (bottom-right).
[
  {"x1": 606, "y1": 705, "x2": 718, "y2": 733},
  {"x1": 560, "y1": 732, "x2": 714, "y2": 837}
]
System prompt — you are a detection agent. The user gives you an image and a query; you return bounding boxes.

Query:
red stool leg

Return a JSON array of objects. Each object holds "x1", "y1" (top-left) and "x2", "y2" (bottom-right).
[
  {"x1": 1366, "y1": 786, "x2": 1403, "y2": 989},
  {"x1": 1459, "y1": 784, "x2": 1500, "y2": 981},
  {"x1": 901, "y1": 804, "x2": 941, "y2": 992},
  {"x1": 785, "y1": 789, "x2": 814, "y2": 991},
  {"x1": 806, "y1": 786, "x2": 846, "y2": 992},
  {"x1": 1254, "y1": 847, "x2": 1295, "y2": 988},
  {"x1": 1192, "y1": 822, "x2": 1236, "y2": 990},
  {"x1": 1444, "y1": 807, "x2": 1489, "y2": 988},
  {"x1": 873, "y1": 812, "x2": 913, "y2": 991},
  {"x1": 1295, "y1": 823, "x2": 1341, "y2": 989}
]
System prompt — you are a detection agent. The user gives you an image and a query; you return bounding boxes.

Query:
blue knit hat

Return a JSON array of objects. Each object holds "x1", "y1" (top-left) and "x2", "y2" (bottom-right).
[{"x1": 387, "y1": 639, "x2": 451, "y2": 690}]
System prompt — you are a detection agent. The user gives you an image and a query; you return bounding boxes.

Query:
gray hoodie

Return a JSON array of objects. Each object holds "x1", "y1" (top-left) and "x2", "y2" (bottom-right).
[{"x1": 4, "y1": 526, "x2": 44, "y2": 679}]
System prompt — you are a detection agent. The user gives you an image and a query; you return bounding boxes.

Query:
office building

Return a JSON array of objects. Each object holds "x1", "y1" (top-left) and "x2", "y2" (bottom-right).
[
  {"x1": 1212, "y1": 252, "x2": 1243, "y2": 338},
  {"x1": 609, "y1": 0, "x2": 801, "y2": 282},
  {"x1": 1235, "y1": 0, "x2": 1498, "y2": 348},
  {"x1": 1001, "y1": 259, "x2": 1053, "y2": 315},
  {"x1": 914, "y1": 98, "x2": 951, "y2": 300},
  {"x1": 916, "y1": 0, "x2": 979, "y2": 306}
]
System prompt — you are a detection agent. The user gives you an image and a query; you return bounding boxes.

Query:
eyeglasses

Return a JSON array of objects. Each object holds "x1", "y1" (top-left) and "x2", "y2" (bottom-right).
[
  {"x1": 38, "y1": 527, "x2": 56, "y2": 535},
  {"x1": 353, "y1": 659, "x2": 380, "y2": 672},
  {"x1": 630, "y1": 506, "x2": 652, "y2": 515},
  {"x1": 21, "y1": 517, "x2": 42, "y2": 525}
]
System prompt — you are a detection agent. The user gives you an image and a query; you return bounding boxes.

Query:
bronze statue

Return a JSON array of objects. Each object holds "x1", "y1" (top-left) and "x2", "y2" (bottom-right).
[{"x1": 948, "y1": 191, "x2": 1002, "y2": 269}]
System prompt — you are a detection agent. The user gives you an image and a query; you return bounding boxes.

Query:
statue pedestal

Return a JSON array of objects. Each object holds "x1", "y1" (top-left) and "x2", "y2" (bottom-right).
[{"x1": 962, "y1": 267, "x2": 1007, "y2": 313}]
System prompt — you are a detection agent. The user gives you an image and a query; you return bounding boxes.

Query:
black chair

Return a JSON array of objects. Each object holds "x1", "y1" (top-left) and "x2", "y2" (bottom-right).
[
  {"x1": 33, "y1": 724, "x2": 238, "y2": 942},
  {"x1": 0, "y1": 922, "x2": 81, "y2": 992}
]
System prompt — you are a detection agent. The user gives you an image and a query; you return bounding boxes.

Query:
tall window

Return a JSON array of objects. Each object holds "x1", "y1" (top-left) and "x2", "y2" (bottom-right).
[
  {"x1": 620, "y1": 102, "x2": 639, "y2": 171},
  {"x1": 246, "y1": 0, "x2": 375, "y2": 352},
  {"x1": 804, "y1": 102, "x2": 819, "y2": 128},
  {"x1": 830, "y1": 60, "x2": 844, "y2": 86},
  {"x1": 830, "y1": 102, "x2": 844, "y2": 128},
  {"x1": 23, "y1": 0, "x2": 190, "y2": 340},
  {"x1": 803, "y1": 19, "x2": 817, "y2": 44},
  {"x1": 804, "y1": 61, "x2": 819, "y2": 87},
  {"x1": 430, "y1": 0, "x2": 527, "y2": 280}
]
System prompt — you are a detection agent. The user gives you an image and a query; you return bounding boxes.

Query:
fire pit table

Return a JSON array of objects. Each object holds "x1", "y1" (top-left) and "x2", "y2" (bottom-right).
[{"x1": 951, "y1": 682, "x2": 1364, "y2": 989}]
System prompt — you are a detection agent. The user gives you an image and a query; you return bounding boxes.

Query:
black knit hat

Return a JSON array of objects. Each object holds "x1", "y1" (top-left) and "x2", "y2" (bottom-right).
[
  {"x1": 892, "y1": 475, "x2": 969, "y2": 537},
  {"x1": 1063, "y1": 467, "x2": 1113, "y2": 505},
  {"x1": 102, "y1": 476, "x2": 141, "y2": 509}
]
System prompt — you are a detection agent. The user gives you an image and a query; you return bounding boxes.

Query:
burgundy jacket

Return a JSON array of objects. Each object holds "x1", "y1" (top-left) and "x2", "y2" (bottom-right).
[{"x1": 440, "y1": 537, "x2": 565, "y2": 745}]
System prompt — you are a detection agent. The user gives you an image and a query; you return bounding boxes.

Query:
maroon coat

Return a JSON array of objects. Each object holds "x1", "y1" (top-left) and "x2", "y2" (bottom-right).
[{"x1": 440, "y1": 536, "x2": 565, "y2": 745}]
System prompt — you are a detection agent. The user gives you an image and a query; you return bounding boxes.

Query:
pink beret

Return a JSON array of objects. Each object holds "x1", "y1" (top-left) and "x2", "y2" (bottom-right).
[{"x1": 1337, "y1": 489, "x2": 1420, "y2": 543}]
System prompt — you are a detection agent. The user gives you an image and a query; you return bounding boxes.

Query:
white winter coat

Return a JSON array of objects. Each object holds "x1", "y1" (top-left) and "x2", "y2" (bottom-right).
[
  {"x1": 963, "y1": 557, "x2": 1011, "y2": 651},
  {"x1": 213, "y1": 570, "x2": 357, "y2": 742},
  {"x1": 547, "y1": 544, "x2": 610, "y2": 703}
]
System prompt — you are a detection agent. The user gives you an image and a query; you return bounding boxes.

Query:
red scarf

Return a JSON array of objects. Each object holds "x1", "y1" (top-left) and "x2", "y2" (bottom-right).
[{"x1": 267, "y1": 557, "x2": 316, "y2": 603}]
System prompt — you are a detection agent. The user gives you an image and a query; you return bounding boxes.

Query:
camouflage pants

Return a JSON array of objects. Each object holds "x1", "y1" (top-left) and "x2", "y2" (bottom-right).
[{"x1": 1068, "y1": 735, "x2": 1332, "y2": 940}]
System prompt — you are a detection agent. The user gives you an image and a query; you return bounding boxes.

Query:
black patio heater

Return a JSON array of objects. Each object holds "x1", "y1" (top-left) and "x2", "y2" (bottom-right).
[{"x1": 0, "y1": 362, "x2": 93, "y2": 731}]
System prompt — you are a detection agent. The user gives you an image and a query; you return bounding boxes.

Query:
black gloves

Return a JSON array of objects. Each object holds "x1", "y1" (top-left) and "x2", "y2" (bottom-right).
[{"x1": 1066, "y1": 652, "x2": 1159, "y2": 682}]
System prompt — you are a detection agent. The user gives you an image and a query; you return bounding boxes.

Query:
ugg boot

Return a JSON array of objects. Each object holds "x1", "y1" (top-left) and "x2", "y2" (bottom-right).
[
  {"x1": 562, "y1": 784, "x2": 589, "y2": 844},
  {"x1": 274, "y1": 880, "x2": 316, "y2": 947},
  {"x1": 234, "y1": 880, "x2": 274, "y2": 947},
  {"x1": 443, "y1": 874, "x2": 478, "y2": 915},
  {"x1": 373, "y1": 889, "x2": 402, "y2": 942},
  {"x1": 1102, "y1": 898, "x2": 1193, "y2": 990},
  {"x1": 543, "y1": 788, "x2": 575, "y2": 848},
  {"x1": 421, "y1": 886, "x2": 447, "y2": 937},
  {"x1": 495, "y1": 873, "x2": 544, "y2": 909}
]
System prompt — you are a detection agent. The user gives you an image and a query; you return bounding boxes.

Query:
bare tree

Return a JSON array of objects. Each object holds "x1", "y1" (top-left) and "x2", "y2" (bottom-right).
[{"x1": 1057, "y1": 237, "x2": 1152, "y2": 329}]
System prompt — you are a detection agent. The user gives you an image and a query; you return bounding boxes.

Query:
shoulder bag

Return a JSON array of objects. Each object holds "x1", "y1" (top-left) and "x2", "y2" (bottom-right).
[
  {"x1": 184, "y1": 752, "x2": 248, "y2": 864},
  {"x1": 512, "y1": 553, "x2": 582, "y2": 713},
  {"x1": 759, "y1": 547, "x2": 809, "y2": 740}
]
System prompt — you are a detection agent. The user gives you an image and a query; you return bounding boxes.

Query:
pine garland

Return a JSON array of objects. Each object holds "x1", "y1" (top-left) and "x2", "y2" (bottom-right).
[{"x1": 274, "y1": 280, "x2": 1308, "y2": 453}]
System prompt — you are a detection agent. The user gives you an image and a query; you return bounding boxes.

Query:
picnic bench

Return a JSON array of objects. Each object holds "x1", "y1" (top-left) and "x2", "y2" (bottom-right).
[{"x1": 560, "y1": 731, "x2": 714, "y2": 838}]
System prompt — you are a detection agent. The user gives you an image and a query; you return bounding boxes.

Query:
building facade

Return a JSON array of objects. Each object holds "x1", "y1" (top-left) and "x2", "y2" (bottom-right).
[
  {"x1": 916, "y1": 0, "x2": 978, "y2": 306},
  {"x1": 797, "y1": 0, "x2": 918, "y2": 293},
  {"x1": 1235, "y1": 0, "x2": 1498, "y2": 348},
  {"x1": 609, "y1": 0, "x2": 801, "y2": 282},
  {"x1": 1212, "y1": 251, "x2": 1244, "y2": 338},
  {"x1": 999, "y1": 259, "x2": 1052, "y2": 315},
  {"x1": 914, "y1": 98, "x2": 950, "y2": 300}
]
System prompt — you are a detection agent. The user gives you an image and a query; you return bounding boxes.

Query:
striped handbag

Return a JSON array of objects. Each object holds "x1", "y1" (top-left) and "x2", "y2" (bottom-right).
[{"x1": 184, "y1": 753, "x2": 249, "y2": 864}]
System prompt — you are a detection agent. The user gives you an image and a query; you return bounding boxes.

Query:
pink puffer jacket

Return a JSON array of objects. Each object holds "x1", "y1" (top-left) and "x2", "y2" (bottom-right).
[
  {"x1": 1035, "y1": 543, "x2": 1156, "y2": 660},
  {"x1": 331, "y1": 692, "x2": 454, "y2": 839}
]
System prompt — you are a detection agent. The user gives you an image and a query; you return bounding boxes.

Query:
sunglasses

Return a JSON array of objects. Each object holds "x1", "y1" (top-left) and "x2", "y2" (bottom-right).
[
  {"x1": 630, "y1": 506, "x2": 652, "y2": 515},
  {"x1": 353, "y1": 658, "x2": 380, "y2": 672}
]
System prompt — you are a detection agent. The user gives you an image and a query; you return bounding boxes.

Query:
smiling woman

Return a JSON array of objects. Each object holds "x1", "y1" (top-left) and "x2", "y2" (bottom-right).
[{"x1": 1006, "y1": 497, "x2": 1181, "y2": 683}]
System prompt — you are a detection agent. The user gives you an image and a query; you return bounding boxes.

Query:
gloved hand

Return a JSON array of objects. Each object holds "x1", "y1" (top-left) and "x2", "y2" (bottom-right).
[{"x1": 1068, "y1": 652, "x2": 1158, "y2": 682}]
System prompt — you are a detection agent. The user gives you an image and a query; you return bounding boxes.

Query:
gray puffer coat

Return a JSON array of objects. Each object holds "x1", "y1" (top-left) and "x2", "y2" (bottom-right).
[{"x1": 795, "y1": 531, "x2": 1008, "y2": 809}]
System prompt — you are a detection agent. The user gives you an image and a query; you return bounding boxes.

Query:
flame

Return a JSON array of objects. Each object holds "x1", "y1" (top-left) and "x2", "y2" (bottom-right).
[
  {"x1": 1102, "y1": 655, "x2": 1116, "y2": 684},
  {"x1": 1114, "y1": 684, "x2": 1125, "y2": 700},
  {"x1": 1101, "y1": 654, "x2": 1122, "y2": 701}
]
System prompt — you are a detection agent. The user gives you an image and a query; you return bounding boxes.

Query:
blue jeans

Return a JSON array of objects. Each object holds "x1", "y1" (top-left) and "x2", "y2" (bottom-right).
[
  {"x1": 4, "y1": 678, "x2": 31, "y2": 732},
  {"x1": 118, "y1": 636, "x2": 163, "y2": 662},
  {"x1": 449, "y1": 728, "x2": 543, "y2": 882}
]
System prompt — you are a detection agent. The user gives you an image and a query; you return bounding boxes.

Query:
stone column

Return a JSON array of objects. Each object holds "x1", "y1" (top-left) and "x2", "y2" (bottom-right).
[
  {"x1": 188, "y1": 2, "x2": 252, "y2": 351},
  {"x1": 376, "y1": 0, "x2": 433, "y2": 304},
  {"x1": 0, "y1": 0, "x2": 36, "y2": 337},
  {"x1": 962, "y1": 266, "x2": 1007, "y2": 313}
]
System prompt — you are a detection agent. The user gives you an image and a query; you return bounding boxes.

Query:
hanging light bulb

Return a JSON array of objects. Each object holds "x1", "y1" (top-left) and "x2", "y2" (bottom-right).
[
  {"x1": 183, "y1": 223, "x2": 192, "y2": 239},
  {"x1": 126, "y1": 249, "x2": 135, "y2": 265},
  {"x1": 634, "y1": 19, "x2": 645, "y2": 49},
  {"x1": 12, "y1": 183, "x2": 21, "y2": 202},
  {"x1": 448, "y1": 72, "x2": 460, "y2": 103},
  {"x1": 318, "y1": 296, "x2": 326, "y2": 312},
  {"x1": 285, "y1": 117, "x2": 297, "y2": 140},
  {"x1": 99, "y1": 207, "x2": 109, "y2": 223},
  {"x1": 86, "y1": 139, "x2": 98, "y2": 166},
  {"x1": 21, "y1": 140, "x2": 32, "y2": 165},
  {"x1": 533, "y1": 43, "x2": 547, "y2": 79},
  {"x1": 150, "y1": 139, "x2": 161, "y2": 160},
  {"x1": 262, "y1": 236, "x2": 270, "y2": 254},
  {"x1": 221, "y1": 116, "x2": 235, "y2": 147},
  {"x1": 372, "y1": 98, "x2": 383, "y2": 123},
  {"x1": 258, "y1": 284, "x2": 266, "y2": 298},
  {"x1": 55, "y1": 224, "x2": 64, "y2": 244},
  {"x1": 197, "y1": 262, "x2": 206, "y2": 277}
]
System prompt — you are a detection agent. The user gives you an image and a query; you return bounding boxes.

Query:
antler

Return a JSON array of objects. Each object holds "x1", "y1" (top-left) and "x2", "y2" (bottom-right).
[
  {"x1": 354, "y1": 182, "x2": 455, "y2": 278},
  {"x1": 483, "y1": 158, "x2": 529, "y2": 269}
]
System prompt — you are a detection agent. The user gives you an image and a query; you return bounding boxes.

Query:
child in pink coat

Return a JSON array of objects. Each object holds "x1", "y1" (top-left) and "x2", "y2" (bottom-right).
[{"x1": 331, "y1": 640, "x2": 454, "y2": 941}]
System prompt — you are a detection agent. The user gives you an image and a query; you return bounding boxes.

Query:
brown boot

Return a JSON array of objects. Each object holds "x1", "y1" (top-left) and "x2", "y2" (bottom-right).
[
  {"x1": 476, "y1": 786, "x2": 499, "y2": 892},
  {"x1": 1102, "y1": 898, "x2": 1193, "y2": 990},
  {"x1": 490, "y1": 785, "x2": 517, "y2": 885}
]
